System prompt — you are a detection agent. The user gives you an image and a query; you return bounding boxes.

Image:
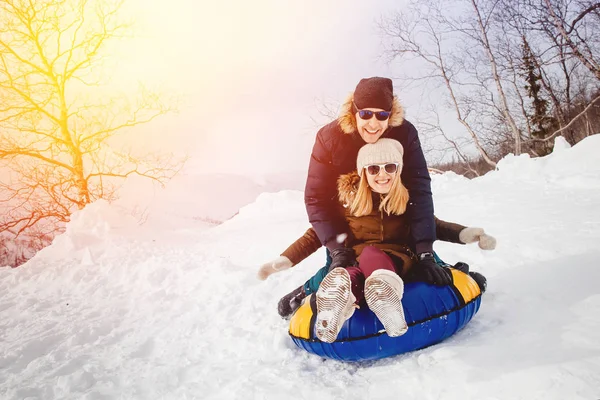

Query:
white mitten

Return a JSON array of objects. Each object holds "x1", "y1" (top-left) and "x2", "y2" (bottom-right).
[
  {"x1": 257, "y1": 256, "x2": 293, "y2": 281},
  {"x1": 459, "y1": 227, "x2": 497, "y2": 250},
  {"x1": 478, "y1": 233, "x2": 497, "y2": 250}
]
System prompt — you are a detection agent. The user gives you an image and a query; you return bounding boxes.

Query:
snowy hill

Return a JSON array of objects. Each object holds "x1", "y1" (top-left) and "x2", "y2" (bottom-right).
[{"x1": 1, "y1": 136, "x2": 599, "y2": 399}]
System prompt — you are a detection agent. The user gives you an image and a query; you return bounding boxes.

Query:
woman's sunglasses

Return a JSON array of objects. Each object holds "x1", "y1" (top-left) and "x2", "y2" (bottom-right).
[
  {"x1": 354, "y1": 102, "x2": 391, "y2": 121},
  {"x1": 365, "y1": 163, "x2": 399, "y2": 176}
]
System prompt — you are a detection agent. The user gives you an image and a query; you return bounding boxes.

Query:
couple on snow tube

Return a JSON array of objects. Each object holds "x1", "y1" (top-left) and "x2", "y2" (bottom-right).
[
  {"x1": 258, "y1": 139, "x2": 494, "y2": 343},
  {"x1": 256, "y1": 77, "x2": 495, "y2": 356}
]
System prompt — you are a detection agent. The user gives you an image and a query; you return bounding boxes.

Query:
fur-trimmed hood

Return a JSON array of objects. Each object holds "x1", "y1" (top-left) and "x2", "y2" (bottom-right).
[
  {"x1": 337, "y1": 171, "x2": 361, "y2": 206},
  {"x1": 337, "y1": 93, "x2": 405, "y2": 135}
]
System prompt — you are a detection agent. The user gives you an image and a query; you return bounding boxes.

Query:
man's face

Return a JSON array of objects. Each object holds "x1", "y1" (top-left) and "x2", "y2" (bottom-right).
[{"x1": 355, "y1": 108, "x2": 390, "y2": 143}]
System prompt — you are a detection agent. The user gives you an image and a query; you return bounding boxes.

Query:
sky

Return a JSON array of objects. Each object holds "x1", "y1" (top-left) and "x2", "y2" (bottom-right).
[
  {"x1": 2, "y1": 0, "x2": 433, "y2": 231},
  {"x1": 102, "y1": 0, "x2": 411, "y2": 176},
  {"x1": 1, "y1": 136, "x2": 599, "y2": 398}
]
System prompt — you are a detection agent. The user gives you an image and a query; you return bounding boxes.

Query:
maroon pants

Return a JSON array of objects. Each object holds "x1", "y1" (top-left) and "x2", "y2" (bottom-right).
[{"x1": 346, "y1": 246, "x2": 400, "y2": 304}]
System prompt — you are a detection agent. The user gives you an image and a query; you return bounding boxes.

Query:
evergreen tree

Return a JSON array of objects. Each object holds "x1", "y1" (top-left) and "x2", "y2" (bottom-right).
[{"x1": 521, "y1": 37, "x2": 555, "y2": 155}]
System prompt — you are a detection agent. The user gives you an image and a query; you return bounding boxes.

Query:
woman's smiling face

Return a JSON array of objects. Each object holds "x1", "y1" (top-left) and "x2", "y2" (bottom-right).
[{"x1": 365, "y1": 163, "x2": 398, "y2": 194}]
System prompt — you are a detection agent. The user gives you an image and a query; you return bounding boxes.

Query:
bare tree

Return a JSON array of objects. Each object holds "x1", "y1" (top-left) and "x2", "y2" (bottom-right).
[
  {"x1": 469, "y1": 0, "x2": 524, "y2": 154},
  {"x1": 0, "y1": 0, "x2": 185, "y2": 264},
  {"x1": 530, "y1": 92, "x2": 600, "y2": 142},
  {"x1": 418, "y1": 109, "x2": 486, "y2": 176},
  {"x1": 543, "y1": 0, "x2": 600, "y2": 80},
  {"x1": 380, "y1": 0, "x2": 600, "y2": 169},
  {"x1": 380, "y1": 2, "x2": 497, "y2": 167},
  {"x1": 310, "y1": 97, "x2": 339, "y2": 129}
]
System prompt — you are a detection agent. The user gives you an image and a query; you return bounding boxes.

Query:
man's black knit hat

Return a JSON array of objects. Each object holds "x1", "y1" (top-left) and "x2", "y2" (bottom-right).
[{"x1": 353, "y1": 77, "x2": 394, "y2": 111}]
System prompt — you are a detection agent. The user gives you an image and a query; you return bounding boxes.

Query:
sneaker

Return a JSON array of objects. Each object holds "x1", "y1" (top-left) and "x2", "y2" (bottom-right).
[
  {"x1": 469, "y1": 271, "x2": 487, "y2": 293},
  {"x1": 315, "y1": 267, "x2": 357, "y2": 343},
  {"x1": 364, "y1": 269, "x2": 408, "y2": 337},
  {"x1": 277, "y1": 285, "x2": 306, "y2": 319}
]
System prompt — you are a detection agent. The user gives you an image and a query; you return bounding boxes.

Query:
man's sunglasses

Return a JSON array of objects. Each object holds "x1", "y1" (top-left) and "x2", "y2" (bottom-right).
[
  {"x1": 364, "y1": 163, "x2": 399, "y2": 176},
  {"x1": 354, "y1": 102, "x2": 391, "y2": 121}
]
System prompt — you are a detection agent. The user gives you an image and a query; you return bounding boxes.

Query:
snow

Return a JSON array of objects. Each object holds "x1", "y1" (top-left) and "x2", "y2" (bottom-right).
[{"x1": 1, "y1": 136, "x2": 600, "y2": 399}]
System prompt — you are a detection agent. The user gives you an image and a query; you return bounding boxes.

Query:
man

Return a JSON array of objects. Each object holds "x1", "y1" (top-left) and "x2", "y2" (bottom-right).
[{"x1": 304, "y1": 77, "x2": 447, "y2": 283}]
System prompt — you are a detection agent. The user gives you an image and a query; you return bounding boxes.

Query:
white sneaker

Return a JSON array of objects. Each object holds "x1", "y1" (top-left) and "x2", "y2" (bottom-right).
[
  {"x1": 315, "y1": 267, "x2": 357, "y2": 343},
  {"x1": 364, "y1": 269, "x2": 408, "y2": 337}
]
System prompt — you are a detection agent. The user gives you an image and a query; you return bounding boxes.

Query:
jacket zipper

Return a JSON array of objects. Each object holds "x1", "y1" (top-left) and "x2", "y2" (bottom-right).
[{"x1": 380, "y1": 194, "x2": 384, "y2": 242}]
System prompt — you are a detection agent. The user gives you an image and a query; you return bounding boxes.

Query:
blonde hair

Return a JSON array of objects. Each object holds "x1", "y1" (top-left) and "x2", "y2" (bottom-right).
[{"x1": 349, "y1": 169, "x2": 409, "y2": 217}]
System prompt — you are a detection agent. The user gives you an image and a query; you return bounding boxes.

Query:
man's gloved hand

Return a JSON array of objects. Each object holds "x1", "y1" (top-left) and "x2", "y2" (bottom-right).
[
  {"x1": 459, "y1": 227, "x2": 497, "y2": 250},
  {"x1": 257, "y1": 256, "x2": 293, "y2": 281},
  {"x1": 415, "y1": 252, "x2": 452, "y2": 286},
  {"x1": 328, "y1": 247, "x2": 357, "y2": 271}
]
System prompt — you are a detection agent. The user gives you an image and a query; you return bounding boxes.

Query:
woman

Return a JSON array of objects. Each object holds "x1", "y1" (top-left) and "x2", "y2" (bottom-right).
[{"x1": 312, "y1": 138, "x2": 417, "y2": 342}]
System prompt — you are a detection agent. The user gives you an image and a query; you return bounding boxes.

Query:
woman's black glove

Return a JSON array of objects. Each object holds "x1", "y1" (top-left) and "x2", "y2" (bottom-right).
[
  {"x1": 328, "y1": 247, "x2": 357, "y2": 271},
  {"x1": 415, "y1": 252, "x2": 452, "y2": 286}
]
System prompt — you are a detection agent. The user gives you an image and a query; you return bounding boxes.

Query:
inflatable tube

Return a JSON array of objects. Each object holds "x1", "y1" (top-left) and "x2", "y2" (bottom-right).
[{"x1": 289, "y1": 269, "x2": 482, "y2": 362}]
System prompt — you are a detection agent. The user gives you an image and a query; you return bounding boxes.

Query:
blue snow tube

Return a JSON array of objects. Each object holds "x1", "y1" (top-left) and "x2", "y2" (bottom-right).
[{"x1": 289, "y1": 269, "x2": 482, "y2": 362}]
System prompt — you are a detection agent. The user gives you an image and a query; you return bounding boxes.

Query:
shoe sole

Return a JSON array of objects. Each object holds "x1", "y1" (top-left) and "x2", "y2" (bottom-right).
[
  {"x1": 365, "y1": 273, "x2": 408, "y2": 337},
  {"x1": 315, "y1": 268, "x2": 354, "y2": 343}
]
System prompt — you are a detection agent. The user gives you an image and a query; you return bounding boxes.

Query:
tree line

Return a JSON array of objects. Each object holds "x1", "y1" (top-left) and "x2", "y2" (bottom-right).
[{"x1": 380, "y1": 0, "x2": 600, "y2": 176}]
